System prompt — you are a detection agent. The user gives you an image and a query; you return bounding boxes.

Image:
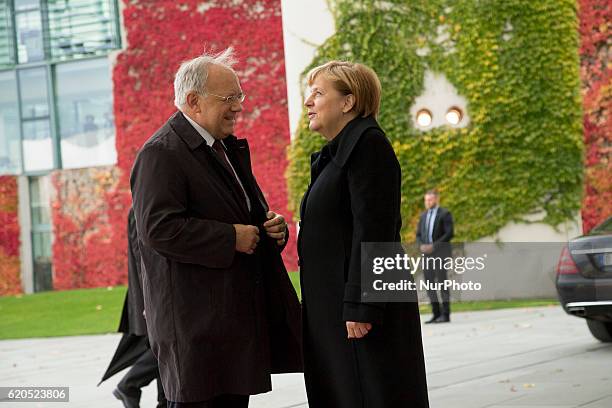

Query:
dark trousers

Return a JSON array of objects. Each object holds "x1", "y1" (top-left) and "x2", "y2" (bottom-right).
[
  {"x1": 118, "y1": 348, "x2": 167, "y2": 407},
  {"x1": 424, "y1": 266, "x2": 451, "y2": 317},
  {"x1": 167, "y1": 395, "x2": 249, "y2": 408}
]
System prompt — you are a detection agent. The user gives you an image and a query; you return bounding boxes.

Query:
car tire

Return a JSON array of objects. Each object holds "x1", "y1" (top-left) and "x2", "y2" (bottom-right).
[{"x1": 586, "y1": 319, "x2": 612, "y2": 342}]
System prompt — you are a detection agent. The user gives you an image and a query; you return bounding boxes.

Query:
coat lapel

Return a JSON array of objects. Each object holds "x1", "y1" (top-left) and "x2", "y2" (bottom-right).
[
  {"x1": 331, "y1": 115, "x2": 383, "y2": 168},
  {"x1": 225, "y1": 137, "x2": 269, "y2": 222}
]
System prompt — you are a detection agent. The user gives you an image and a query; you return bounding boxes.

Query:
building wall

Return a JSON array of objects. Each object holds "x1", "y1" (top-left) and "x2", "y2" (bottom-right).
[
  {"x1": 579, "y1": 0, "x2": 612, "y2": 233},
  {"x1": 0, "y1": 175, "x2": 20, "y2": 296}
]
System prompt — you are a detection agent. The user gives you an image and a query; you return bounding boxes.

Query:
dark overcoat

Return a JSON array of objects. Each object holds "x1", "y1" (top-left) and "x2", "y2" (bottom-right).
[
  {"x1": 130, "y1": 111, "x2": 302, "y2": 403},
  {"x1": 118, "y1": 207, "x2": 148, "y2": 336},
  {"x1": 298, "y1": 116, "x2": 430, "y2": 408},
  {"x1": 100, "y1": 208, "x2": 149, "y2": 385}
]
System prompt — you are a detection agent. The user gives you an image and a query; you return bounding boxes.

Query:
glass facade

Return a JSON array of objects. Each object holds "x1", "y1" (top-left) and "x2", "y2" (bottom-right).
[
  {"x1": 56, "y1": 58, "x2": 116, "y2": 168},
  {"x1": 0, "y1": 1, "x2": 120, "y2": 292},
  {"x1": 0, "y1": 71, "x2": 21, "y2": 174},
  {"x1": 15, "y1": 0, "x2": 45, "y2": 63},
  {"x1": 47, "y1": 0, "x2": 120, "y2": 61},
  {"x1": 18, "y1": 67, "x2": 54, "y2": 172},
  {"x1": 0, "y1": 0, "x2": 120, "y2": 176},
  {"x1": 0, "y1": 1, "x2": 15, "y2": 68}
]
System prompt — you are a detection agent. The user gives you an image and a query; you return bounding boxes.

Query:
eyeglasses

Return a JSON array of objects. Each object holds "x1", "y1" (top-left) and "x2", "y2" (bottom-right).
[{"x1": 206, "y1": 92, "x2": 246, "y2": 104}]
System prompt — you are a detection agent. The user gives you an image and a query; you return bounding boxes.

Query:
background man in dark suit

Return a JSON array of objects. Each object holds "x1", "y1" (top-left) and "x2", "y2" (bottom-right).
[
  {"x1": 100, "y1": 208, "x2": 166, "y2": 408},
  {"x1": 416, "y1": 189, "x2": 454, "y2": 323},
  {"x1": 130, "y1": 48, "x2": 302, "y2": 408}
]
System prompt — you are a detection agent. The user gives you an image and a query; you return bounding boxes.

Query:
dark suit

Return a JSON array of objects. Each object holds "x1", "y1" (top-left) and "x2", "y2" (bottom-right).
[
  {"x1": 298, "y1": 116, "x2": 430, "y2": 408},
  {"x1": 416, "y1": 206, "x2": 454, "y2": 318},
  {"x1": 130, "y1": 111, "x2": 302, "y2": 404}
]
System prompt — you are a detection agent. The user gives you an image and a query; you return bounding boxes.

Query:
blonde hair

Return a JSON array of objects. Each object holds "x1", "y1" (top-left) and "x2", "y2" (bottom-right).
[{"x1": 306, "y1": 60, "x2": 381, "y2": 118}]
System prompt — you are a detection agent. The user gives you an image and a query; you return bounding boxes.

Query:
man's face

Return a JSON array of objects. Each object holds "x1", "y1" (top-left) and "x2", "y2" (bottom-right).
[
  {"x1": 424, "y1": 193, "x2": 438, "y2": 209},
  {"x1": 193, "y1": 65, "x2": 243, "y2": 139}
]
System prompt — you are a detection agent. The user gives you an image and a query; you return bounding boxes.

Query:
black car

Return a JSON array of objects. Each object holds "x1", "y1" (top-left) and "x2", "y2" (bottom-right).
[{"x1": 556, "y1": 216, "x2": 612, "y2": 342}]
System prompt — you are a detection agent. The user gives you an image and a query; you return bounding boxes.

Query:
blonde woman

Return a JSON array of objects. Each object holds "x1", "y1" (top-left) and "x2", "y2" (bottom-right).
[{"x1": 298, "y1": 61, "x2": 429, "y2": 407}]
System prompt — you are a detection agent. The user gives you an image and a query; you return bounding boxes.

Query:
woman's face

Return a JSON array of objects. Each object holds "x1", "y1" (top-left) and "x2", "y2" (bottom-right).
[{"x1": 304, "y1": 75, "x2": 350, "y2": 140}]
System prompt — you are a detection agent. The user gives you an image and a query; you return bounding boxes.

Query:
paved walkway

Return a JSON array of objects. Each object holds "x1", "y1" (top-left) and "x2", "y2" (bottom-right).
[{"x1": 1, "y1": 306, "x2": 611, "y2": 407}]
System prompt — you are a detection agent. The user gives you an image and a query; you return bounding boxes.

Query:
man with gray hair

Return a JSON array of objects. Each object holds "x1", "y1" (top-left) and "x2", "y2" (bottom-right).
[{"x1": 130, "y1": 48, "x2": 302, "y2": 408}]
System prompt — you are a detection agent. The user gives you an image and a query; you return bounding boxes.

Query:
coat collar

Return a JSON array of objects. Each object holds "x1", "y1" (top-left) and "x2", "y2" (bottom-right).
[
  {"x1": 169, "y1": 111, "x2": 245, "y2": 151},
  {"x1": 327, "y1": 115, "x2": 383, "y2": 168}
]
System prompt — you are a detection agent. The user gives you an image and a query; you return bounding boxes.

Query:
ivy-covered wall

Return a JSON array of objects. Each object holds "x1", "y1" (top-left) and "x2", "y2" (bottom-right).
[
  {"x1": 288, "y1": 0, "x2": 584, "y2": 241},
  {"x1": 51, "y1": 166, "x2": 127, "y2": 289},
  {"x1": 579, "y1": 0, "x2": 611, "y2": 232},
  {"x1": 0, "y1": 176, "x2": 21, "y2": 296}
]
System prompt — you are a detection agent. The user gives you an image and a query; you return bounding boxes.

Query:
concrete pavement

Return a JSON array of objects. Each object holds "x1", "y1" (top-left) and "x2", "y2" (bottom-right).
[{"x1": 1, "y1": 306, "x2": 611, "y2": 407}]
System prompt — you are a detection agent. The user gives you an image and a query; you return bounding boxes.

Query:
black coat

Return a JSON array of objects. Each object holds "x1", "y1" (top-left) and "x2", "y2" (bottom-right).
[
  {"x1": 130, "y1": 112, "x2": 302, "y2": 403},
  {"x1": 100, "y1": 208, "x2": 149, "y2": 385},
  {"x1": 118, "y1": 207, "x2": 147, "y2": 336},
  {"x1": 298, "y1": 116, "x2": 430, "y2": 408}
]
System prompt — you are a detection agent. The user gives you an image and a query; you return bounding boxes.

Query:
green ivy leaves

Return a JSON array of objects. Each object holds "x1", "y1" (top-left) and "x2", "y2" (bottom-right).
[{"x1": 287, "y1": 0, "x2": 583, "y2": 241}]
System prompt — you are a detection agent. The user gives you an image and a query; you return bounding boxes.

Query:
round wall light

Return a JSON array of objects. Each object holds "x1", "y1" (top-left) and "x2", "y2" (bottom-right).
[
  {"x1": 445, "y1": 107, "x2": 463, "y2": 126},
  {"x1": 416, "y1": 109, "x2": 432, "y2": 127}
]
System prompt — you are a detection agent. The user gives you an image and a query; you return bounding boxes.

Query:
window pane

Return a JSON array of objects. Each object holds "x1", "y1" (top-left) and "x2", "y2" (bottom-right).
[
  {"x1": 0, "y1": 72, "x2": 22, "y2": 174},
  {"x1": 15, "y1": 2, "x2": 45, "y2": 63},
  {"x1": 15, "y1": 0, "x2": 42, "y2": 11},
  {"x1": 18, "y1": 67, "x2": 49, "y2": 119},
  {"x1": 0, "y1": 1, "x2": 15, "y2": 68},
  {"x1": 29, "y1": 175, "x2": 51, "y2": 226},
  {"x1": 56, "y1": 58, "x2": 116, "y2": 168},
  {"x1": 46, "y1": 0, "x2": 120, "y2": 61},
  {"x1": 29, "y1": 175, "x2": 53, "y2": 292},
  {"x1": 22, "y1": 119, "x2": 53, "y2": 171}
]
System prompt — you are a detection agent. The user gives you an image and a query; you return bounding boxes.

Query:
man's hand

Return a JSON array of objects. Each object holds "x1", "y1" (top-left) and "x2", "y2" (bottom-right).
[
  {"x1": 420, "y1": 244, "x2": 434, "y2": 254},
  {"x1": 346, "y1": 321, "x2": 373, "y2": 339},
  {"x1": 234, "y1": 224, "x2": 260, "y2": 254},
  {"x1": 263, "y1": 211, "x2": 287, "y2": 246}
]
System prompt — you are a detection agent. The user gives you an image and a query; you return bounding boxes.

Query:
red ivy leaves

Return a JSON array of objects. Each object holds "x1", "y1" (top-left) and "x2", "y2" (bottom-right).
[
  {"x1": 579, "y1": 0, "x2": 612, "y2": 232},
  {"x1": 0, "y1": 175, "x2": 21, "y2": 295},
  {"x1": 51, "y1": 167, "x2": 128, "y2": 290}
]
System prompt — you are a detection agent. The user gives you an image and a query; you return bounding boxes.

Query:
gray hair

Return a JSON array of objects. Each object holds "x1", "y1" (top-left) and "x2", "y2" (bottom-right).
[{"x1": 173, "y1": 47, "x2": 238, "y2": 109}]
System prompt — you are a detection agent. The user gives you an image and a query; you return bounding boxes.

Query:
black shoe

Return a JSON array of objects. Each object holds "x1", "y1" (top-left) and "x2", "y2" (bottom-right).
[
  {"x1": 113, "y1": 388, "x2": 140, "y2": 408},
  {"x1": 434, "y1": 315, "x2": 450, "y2": 323},
  {"x1": 425, "y1": 315, "x2": 440, "y2": 324}
]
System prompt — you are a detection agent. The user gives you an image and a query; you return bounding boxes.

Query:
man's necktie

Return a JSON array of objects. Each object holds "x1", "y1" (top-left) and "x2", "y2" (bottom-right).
[{"x1": 424, "y1": 209, "x2": 432, "y2": 244}]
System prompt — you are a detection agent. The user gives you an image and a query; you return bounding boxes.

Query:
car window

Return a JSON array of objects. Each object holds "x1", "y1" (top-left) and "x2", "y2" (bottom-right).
[{"x1": 592, "y1": 217, "x2": 612, "y2": 233}]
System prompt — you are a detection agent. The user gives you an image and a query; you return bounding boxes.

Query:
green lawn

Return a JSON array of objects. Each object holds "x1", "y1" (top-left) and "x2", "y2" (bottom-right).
[
  {"x1": 0, "y1": 286, "x2": 127, "y2": 340},
  {"x1": 0, "y1": 274, "x2": 558, "y2": 340}
]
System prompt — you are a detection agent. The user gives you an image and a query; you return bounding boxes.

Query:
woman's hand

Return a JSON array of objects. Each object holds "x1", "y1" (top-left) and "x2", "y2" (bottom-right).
[{"x1": 346, "y1": 321, "x2": 373, "y2": 339}]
